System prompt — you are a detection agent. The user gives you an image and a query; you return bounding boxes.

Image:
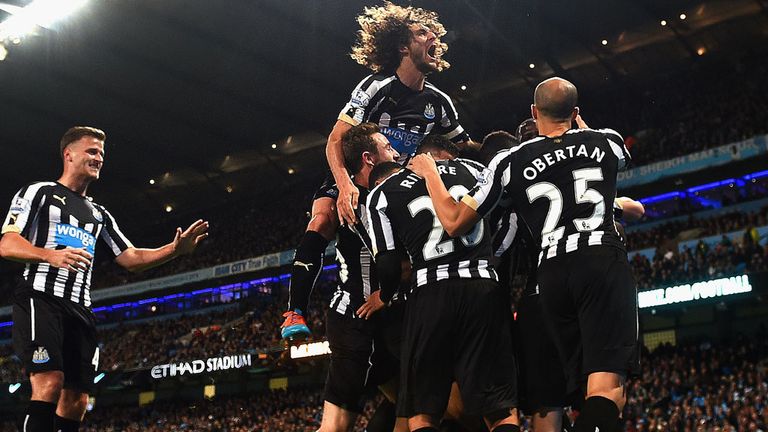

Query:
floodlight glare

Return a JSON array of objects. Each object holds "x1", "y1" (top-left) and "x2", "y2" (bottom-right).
[{"x1": 0, "y1": 0, "x2": 88, "y2": 41}]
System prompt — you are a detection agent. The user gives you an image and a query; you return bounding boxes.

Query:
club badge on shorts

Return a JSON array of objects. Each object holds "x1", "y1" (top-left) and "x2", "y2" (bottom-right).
[{"x1": 32, "y1": 347, "x2": 50, "y2": 364}]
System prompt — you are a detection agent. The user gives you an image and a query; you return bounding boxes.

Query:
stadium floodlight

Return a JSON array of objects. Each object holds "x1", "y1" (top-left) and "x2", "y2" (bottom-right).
[{"x1": 0, "y1": 0, "x2": 88, "y2": 42}]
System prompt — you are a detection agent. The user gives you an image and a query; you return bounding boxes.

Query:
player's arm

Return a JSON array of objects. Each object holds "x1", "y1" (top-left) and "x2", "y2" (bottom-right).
[
  {"x1": 408, "y1": 154, "x2": 481, "y2": 237},
  {"x1": 614, "y1": 197, "x2": 644, "y2": 222},
  {"x1": 326, "y1": 119, "x2": 358, "y2": 225},
  {"x1": 0, "y1": 185, "x2": 92, "y2": 271},
  {"x1": 0, "y1": 233, "x2": 92, "y2": 271},
  {"x1": 357, "y1": 249, "x2": 402, "y2": 320},
  {"x1": 115, "y1": 219, "x2": 208, "y2": 273}
]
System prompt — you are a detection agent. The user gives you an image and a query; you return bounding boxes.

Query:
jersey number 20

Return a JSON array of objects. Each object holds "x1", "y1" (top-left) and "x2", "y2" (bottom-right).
[{"x1": 408, "y1": 185, "x2": 484, "y2": 260}]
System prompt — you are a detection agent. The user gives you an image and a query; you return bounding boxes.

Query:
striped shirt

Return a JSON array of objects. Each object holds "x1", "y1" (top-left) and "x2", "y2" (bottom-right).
[
  {"x1": 339, "y1": 73, "x2": 469, "y2": 162},
  {"x1": 328, "y1": 184, "x2": 379, "y2": 318},
  {"x1": 463, "y1": 128, "x2": 631, "y2": 262},
  {"x1": 1, "y1": 182, "x2": 133, "y2": 308},
  {"x1": 366, "y1": 159, "x2": 496, "y2": 289}
]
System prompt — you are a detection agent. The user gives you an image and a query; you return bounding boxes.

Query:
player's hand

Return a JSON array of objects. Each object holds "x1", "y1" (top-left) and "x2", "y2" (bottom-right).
[
  {"x1": 407, "y1": 153, "x2": 438, "y2": 179},
  {"x1": 46, "y1": 247, "x2": 92, "y2": 272},
  {"x1": 337, "y1": 180, "x2": 360, "y2": 226},
  {"x1": 575, "y1": 114, "x2": 589, "y2": 129},
  {"x1": 173, "y1": 219, "x2": 209, "y2": 256},
  {"x1": 356, "y1": 290, "x2": 386, "y2": 320}
]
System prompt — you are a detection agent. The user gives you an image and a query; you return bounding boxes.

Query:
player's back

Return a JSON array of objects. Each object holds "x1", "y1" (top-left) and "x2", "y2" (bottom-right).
[
  {"x1": 479, "y1": 128, "x2": 630, "y2": 261},
  {"x1": 367, "y1": 158, "x2": 495, "y2": 288}
]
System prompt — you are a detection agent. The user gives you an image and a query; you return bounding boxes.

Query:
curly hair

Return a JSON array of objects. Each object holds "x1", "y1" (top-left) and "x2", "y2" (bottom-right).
[{"x1": 350, "y1": 1, "x2": 450, "y2": 73}]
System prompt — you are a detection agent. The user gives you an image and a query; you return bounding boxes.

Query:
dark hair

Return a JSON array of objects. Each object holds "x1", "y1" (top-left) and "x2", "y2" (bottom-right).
[
  {"x1": 416, "y1": 134, "x2": 460, "y2": 158},
  {"x1": 350, "y1": 1, "x2": 449, "y2": 73},
  {"x1": 370, "y1": 161, "x2": 401, "y2": 187},
  {"x1": 60, "y1": 126, "x2": 105, "y2": 157},
  {"x1": 479, "y1": 131, "x2": 517, "y2": 166},
  {"x1": 342, "y1": 122, "x2": 380, "y2": 174},
  {"x1": 516, "y1": 118, "x2": 538, "y2": 143}
]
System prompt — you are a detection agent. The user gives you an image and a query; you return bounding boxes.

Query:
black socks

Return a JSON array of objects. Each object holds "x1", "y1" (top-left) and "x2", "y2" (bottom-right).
[
  {"x1": 573, "y1": 396, "x2": 621, "y2": 432},
  {"x1": 287, "y1": 230, "x2": 328, "y2": 313},
  {"x1": 55, "y1": 415, "x2": 80, "y2": 432}
]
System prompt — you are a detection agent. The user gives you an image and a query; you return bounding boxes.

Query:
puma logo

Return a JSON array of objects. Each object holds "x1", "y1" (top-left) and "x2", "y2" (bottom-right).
[
  {"x1": 52, "y1": 195, "x2": 66, "y2": 206},
  {"x1": 294, "y1": 261, "x2": 313, "y2": 271}
]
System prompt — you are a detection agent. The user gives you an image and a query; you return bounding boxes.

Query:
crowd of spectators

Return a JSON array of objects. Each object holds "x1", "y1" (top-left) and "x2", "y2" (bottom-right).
[
  {"x1": 0, "y1": 388, "x2": 382, "y2": 432},
  {"x1": 625, "y1": 206, "x2": 768, "y2": 252},
  {"x1": 623, "y1": 333, "x2": 768, "y2": 431},
  {"x1": 1, "y1": 334, "x2": 765, "y2": 431},
  {"x1": 583, "y1": 52, "x2": 768, "y2": 167},
  {"x1": 630, "y1": 233, "x2": 768, "y2": 291}
]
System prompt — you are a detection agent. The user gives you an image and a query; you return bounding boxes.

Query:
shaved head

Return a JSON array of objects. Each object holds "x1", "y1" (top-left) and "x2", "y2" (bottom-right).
[{"x1": 533, "y1": 77, "x2": 578, "y2": 122}]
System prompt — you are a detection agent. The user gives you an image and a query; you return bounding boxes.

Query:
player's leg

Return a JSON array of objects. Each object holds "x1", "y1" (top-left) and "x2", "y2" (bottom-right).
[
  {"x1": 516, "y1": 293, "x2": 568, "y2": 432},
  {"x1": 319, "y1": 401, "x2": 357, "y2": 432},
  {"x1": 399, "y1": 284, "x2": 454, "y2": 432},
  {"x1": 569, "y1": 248, "x2": 638, "y2": 432},
  {"x1": 13, "y1": 296, "x2": 66, "y2": 432},
  {"x1": 452, "y1": 280, "x2": 519, "y2": 432},
  {"x1": 531, "y1": 408, "x2": 563, "y2": 432},
  {"x1": 55, "y1": 390, "x2": 88, "y2": 431},
  {"x1": 282, "y1": 180, "x2": 339, "y2": 339},
  {"x1": 320, "y1": 312, "x2": 375, "y2": 432},
  {"x1": 55, "y1": 317, "x2": 99, "y2": 431}
]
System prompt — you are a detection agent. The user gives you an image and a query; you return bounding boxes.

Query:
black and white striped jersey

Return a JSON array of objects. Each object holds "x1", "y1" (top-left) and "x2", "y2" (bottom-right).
[
  {"x1": 1, "y1": 182, "x2": 133, "y2": 308},
  {"x1": 339, "y1": 73, "x2": 469, "y2": 163},
  {"x1": 366, "y1": 159, "x2": 496, "y2": 289},
  {"x1": 463, "y1": 128, "x2": 631, "y2": 262},
  {"x1": 328, "y1": 184, "x2": 379, "y2": 318}
]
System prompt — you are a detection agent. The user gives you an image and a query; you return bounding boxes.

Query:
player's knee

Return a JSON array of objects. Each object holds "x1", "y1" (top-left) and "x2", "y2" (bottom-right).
[
  {"x1": 307, "y1": 211, "x2": 338, "y2": 239},
  {"x1": 30, "y1": 371, "x2": 64, "y2": 402},
  {"x1": 59, "y1": 391, "x2": 88, "y2": 420},
  {"x1": 484, "y1": 407, "x2": 519, "y2": 430}
]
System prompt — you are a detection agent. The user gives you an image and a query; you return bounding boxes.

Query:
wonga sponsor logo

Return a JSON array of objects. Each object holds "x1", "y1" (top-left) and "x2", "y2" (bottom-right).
[{"x1": 55, "y1": 224, "x2": 96, "y2": 254}]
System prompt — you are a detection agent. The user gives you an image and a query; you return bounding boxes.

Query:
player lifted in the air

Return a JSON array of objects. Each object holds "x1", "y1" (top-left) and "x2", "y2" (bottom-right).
[{"x1": 281, "y1": 1, "x2": 474, "y2": 340}]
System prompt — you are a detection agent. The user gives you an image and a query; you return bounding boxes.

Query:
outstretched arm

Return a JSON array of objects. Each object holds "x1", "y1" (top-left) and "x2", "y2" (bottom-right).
[
  {"x1": 115, "y1": 219, "x2": 208, "y2": 273},
  {"x1": 408, "y1": 153, "x2": 481, "y2": 237}
]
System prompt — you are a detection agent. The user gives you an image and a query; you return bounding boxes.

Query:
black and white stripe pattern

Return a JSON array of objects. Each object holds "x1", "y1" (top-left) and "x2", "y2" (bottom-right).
[
  {"x1": 414, "y1": 259, "x2": 497, "y2": 287},
  {"x1": 2, "y1": 182, "x2": 133, "y2": 308},
  {"x1": 464, "y1": 128, "x2": 629, "y2": 262}
]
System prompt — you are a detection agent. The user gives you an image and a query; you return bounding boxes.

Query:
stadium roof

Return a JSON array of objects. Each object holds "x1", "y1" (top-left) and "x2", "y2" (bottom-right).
[{"x1": 0, "y1": 0, "x2": 766, "y2": 224}]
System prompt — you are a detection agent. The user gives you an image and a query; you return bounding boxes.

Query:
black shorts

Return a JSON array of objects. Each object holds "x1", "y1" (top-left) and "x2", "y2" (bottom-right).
[
  {"x1": 12, "y1": 294, "x2": 99, "y2": 393},
  {"x1": 323, "y1": 303, "x2": 403, "y2": 413},
  {"x1": 537, "y1": 246, "x2": 640, "y2": 394},
  {"x1": 312, "y1": 173, "x2": 338, "y2": 202},
  {"x1": 514, "y1": 293, "x2": 568, "y2": 414},
  {"x1": 398, "y1": 279, "x2": 517, "y2": 419}
]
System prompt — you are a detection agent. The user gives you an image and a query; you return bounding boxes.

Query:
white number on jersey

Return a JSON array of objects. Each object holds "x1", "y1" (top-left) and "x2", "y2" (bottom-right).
[
  {"x1": 408, "y1": 185, "x2": 484, "y2": 260},
  {"x1": 526, "y1": 168, "x2": 606, "y2": 248}
]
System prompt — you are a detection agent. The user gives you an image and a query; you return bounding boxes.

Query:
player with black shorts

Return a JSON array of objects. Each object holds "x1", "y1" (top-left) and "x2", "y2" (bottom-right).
[
  {"x1": 306, "y1": 123, "x2": 406, "y2": 432},
  {"x1": 474, "y1": 130, "x2": 571, "y2": 432},
  {"x1": 0, "y1": 127, "x2": 209, "y2": 432},
  {"x1": 281, "y1": 2, "x2": 472, "y2": 339},
  {"x1": 410, "y1": 78, "x2": 640, "y2": 432},
  {"x1": 365, "y1": 157, "x2": 520, "y2": 432}
]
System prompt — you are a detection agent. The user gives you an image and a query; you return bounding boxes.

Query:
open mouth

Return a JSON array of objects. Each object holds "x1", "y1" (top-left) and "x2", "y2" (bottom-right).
[{"x1": 427, "y1": 44, "x2": 437, "y2": 60}]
